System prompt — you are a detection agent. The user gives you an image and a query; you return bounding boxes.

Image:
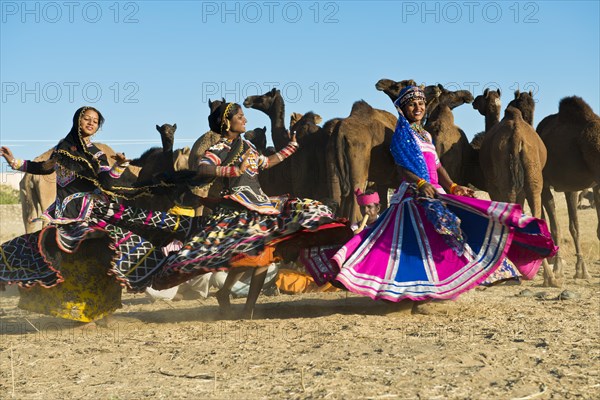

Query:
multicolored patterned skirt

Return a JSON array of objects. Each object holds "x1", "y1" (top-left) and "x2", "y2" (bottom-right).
[
  {"x1": 0, "y1": 199, "x2": 197, "y2": 321},
  {"x1": 152, "y1": 197, "x2": 352, "y2": 289},
  {"x1": 332, "y1": 183, "x2": 557, "y2": 302}
]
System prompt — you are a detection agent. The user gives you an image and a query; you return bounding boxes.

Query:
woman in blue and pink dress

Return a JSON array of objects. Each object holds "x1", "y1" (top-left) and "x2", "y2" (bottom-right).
[{"x1": 332, "y1": 86, "x2": 557, "y2": 302}]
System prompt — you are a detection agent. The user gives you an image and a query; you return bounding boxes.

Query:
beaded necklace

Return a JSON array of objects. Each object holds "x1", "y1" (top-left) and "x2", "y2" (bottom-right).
[{"x1": 411, "y1": 123, "x2": 430, "y2": 143}]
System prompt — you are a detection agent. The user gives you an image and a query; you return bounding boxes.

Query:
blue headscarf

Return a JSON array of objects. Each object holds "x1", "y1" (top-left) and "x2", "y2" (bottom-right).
[{"x1": 390, "y1": 86, "x2": 430, "y2": 181}]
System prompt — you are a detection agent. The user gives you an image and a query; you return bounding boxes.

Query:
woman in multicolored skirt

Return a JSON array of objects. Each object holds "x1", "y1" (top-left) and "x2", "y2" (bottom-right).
[
  {"x1": 151, "y1": 101, "x2": 351, "y2": 318},
  {"x1": 331, "y1": 86, "x2": 557, "y2": 302},
  {"x1": 0, "y1": 106, "x2": 197, "y2": 322}
]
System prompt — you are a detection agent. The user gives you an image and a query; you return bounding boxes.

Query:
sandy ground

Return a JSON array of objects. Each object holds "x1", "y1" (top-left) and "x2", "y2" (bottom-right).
[{"x1": 1, "y1": 197, "x2": 599, "y2": 400}]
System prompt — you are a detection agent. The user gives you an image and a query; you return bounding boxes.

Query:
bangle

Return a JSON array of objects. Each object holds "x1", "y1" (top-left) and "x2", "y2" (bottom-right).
[
  {"x1": 416, "y1": 178, "x2": 426, "y2": 189},
  {"x1": 449, "y1": 183, "x2": 458, "y2": 194},
  {"x1": 215, "y1": 166, "x2": 241, "y2": 177},
  {"x1": 10, "y1": 159, "x2": 24, "y2": 170}
]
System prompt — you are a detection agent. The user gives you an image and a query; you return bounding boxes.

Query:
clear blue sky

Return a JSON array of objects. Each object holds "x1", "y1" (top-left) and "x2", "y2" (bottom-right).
[{"x1": 1, "y1": 0, "x2": 599, "y2": 165}]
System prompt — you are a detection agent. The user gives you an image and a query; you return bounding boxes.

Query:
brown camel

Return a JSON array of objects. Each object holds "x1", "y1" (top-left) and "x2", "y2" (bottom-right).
[
  {"x1": 536, "y1": 96, "x2": 600, "y2": 284},
  {"x1": 470, "y1": 88, "x2": 504, "y2": 190},
  {"x1": 479, "y1": 90, "x2": 549, "y2": 272},
  {"x1": 577, "y1": 186, "x2": 596, "y2": 209},
  {"x1": 479, "y1": 91, "x2": 546, "y2": 216},
  {"x1": 423, "y1": 84, "x2": 475, "y2": 186},
  {"x1": 473, "y1": 88, "x2": 502, "y2": 132},
  {"x1": 328, "y1": 100, "x2": 398, "y2": 223},
  {"x1": 243, "y1": 88, "x2": 294, "y2": 195}
]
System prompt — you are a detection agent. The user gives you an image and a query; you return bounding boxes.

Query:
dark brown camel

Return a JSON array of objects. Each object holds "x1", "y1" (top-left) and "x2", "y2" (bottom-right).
[
  {"x1": 243, "y1": 88, "x2": 294, "y2": 196},
  {"x1": 129, "y1": 123, "x2": 191, "y2": 212},
  {"x1": 243, "y1": 126, "x2": 268, "y2": 154},
  {"x1": 536, "y1": 96, "x2": 600, "y2": 284},
  {"x1": 288, "y1": 112, "x2": 329, "y2": 200}
]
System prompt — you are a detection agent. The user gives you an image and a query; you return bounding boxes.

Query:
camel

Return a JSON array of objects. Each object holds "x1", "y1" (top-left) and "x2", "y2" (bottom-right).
[
  {"x1": 129, "y1": 124, "x2": 191, "y2": 211},
  {"x1": 479, "y1": 91, "x2": 546, "y2": 217},
  {"x1": 328, "y1": 100, "x2": 399, "y2": 223},
  {"x1": 473, "y1": 88, "x2": 502, "y2": 132},
  {"x1": 423, "y1": 84, "x2": 476, "y2": 187},
  {"x1": 479, "y1": 90, "x2": 549, "y2": 271},
  {"x1": 288, "y1": 112, "x2": 329, "y2": 200},
  {"x1": 536, "y1": 96, "x2": 600, "y2": 285},
  {"x1": 243, "y1": 126, "x2": 268, "y2": 154},
  {"x1": 578, "y1": 186, "x2": 596, "y2": 209},
  {"x1": 244, "y1": 88, "x2": 289, "y2": 151},
  {"x1": 243, "y1": 88, "x2": 294, "y2": 195},
  {"x1": 470, "y1": 88, "x2": 504, "y2": 190}
]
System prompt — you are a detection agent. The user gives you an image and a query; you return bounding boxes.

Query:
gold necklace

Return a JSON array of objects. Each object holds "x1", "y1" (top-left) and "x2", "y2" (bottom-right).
[{"x1": 411, "y1": 123, "x2": 430, "y2": 143}]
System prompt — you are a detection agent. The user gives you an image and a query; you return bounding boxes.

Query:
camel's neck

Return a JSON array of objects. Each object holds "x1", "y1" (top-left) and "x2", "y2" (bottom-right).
[
  {"x1": 269, "y1": 96, "x2": 288, "y2": 149},
  {"x1": 485, "y1": 110, "x2": 500, "y2": 132},
  {"x1": 521, "y1": 110, "x2": 534, "y2": 126}
]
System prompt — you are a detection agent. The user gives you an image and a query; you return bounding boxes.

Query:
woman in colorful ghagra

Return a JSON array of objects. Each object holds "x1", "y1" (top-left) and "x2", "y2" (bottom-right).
[
  {"x1": 0, "y1": 107, "x2": 197, "y2": 322},
  {"x1": 332, "y1": 86, "x2": 557, "y2": 302},
  {"x1": 153, "y1": 101, "x2": 351, "y2": 318}
]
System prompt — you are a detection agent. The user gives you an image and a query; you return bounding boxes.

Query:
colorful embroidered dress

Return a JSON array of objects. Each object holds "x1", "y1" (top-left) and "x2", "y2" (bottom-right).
[
  {"x1": 0, "y1": 108, "x2": 196, "y2": 321},
  {"x1": 331, "y1": 113, "x2": 557, "y2": 302},
  {"x1": 152, "y1": 136, "x2": 351, "y2": 289}
]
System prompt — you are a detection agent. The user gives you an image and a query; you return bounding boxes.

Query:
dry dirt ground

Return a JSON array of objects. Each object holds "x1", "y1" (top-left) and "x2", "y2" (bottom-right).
[{"x1": 1, "y1": 197, "x2": 599, "y2": 400}]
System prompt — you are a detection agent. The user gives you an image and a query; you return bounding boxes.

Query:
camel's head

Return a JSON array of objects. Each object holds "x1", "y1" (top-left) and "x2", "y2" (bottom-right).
[
  {"x1": 208, "y1": 98, "x2": 226, "y2": 114},
  {"x1": 437, "y1": 84, "x2": 474, "y2": 109},
  {"x1": 507, "y1": 90, "x2": 535, "y2": 125},
  {"x1": 290, "y1": 112, "x2": 322, "y2": 143},
  {"x1": 472, "y1": 88, "x2": 501, "y2": 117},
  {"x1": 375, "y1": 78, "x2": 417, "y2": 102},
  {"x1": 156, "y1": 123, "x2": 177, "y2": 141},
  {"x1": 243, "y1": 88, "x2": 281, "y2": 114},
  {"x1": 244, "y1": 126, "x2": 268, "y2": 153},
  {"x1": 423, "y1": 85, "x2": 442, "y2": 103}
]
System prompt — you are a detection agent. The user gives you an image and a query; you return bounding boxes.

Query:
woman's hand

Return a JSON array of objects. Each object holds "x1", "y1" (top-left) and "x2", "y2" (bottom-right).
[
  {"x1": 453, "y1": 185, "x2": 476, "y2": 198},
  {"x1": 111, "y1": 153, "x2": 131, "y2": 166},
  {"x1": 286, "y1": 130, "x2": 298, "y2": 145},
  {"x1": 0, "y1": 146, "x2": 15, "y2": 165},
  {"x1": 418, "y1": 182, "x2": 438, "y2": 198}
]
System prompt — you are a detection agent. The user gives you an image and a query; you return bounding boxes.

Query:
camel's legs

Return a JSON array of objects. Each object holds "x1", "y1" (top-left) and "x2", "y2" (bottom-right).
[
  {"x1": 541, "y1": 187, "x2": 562, "y2": 287},
  {"x1": 594, "y1": 185, "x2": 600, "y2": 242},
  {"x1": 242, "y1": 266, "x2": 269, "y2": 319},
  {"x1": 565, "y1": 191, "x2": 591, "y2": 279}
]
